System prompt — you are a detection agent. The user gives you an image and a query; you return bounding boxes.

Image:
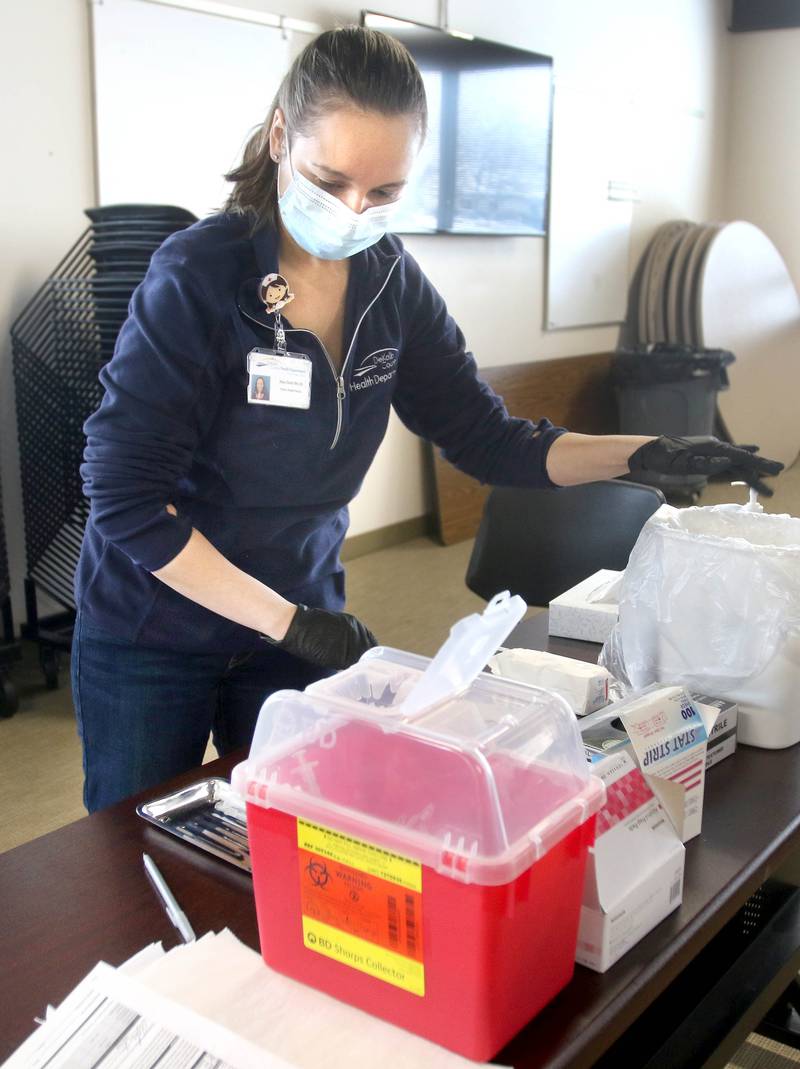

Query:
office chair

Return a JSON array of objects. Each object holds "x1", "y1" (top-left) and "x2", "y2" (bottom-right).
[{"x1": 466, "y1": 480, "x2": 665, "y2": 606}]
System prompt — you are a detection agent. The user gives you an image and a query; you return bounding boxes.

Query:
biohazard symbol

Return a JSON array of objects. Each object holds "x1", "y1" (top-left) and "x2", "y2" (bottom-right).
[{"x1": 306, "y1": 859, "x2": 330, "y2": 888}]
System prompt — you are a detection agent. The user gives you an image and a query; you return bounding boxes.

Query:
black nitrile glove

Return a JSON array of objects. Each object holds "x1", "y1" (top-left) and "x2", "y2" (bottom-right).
[
  {"x1": 628, "y1": 435, "x2": 784, "y2": 497},
  {"x1": 263, "y1": 604, "x2": 377, "y2": 669}
]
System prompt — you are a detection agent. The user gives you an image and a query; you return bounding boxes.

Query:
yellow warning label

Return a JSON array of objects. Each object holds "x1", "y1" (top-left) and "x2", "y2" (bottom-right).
[
  {"x1": 297, "y1": 819, "x2": 421, "y2": 893},
  {"x1": 302, "y1": 916, "x2": 425, "y2": 997}
]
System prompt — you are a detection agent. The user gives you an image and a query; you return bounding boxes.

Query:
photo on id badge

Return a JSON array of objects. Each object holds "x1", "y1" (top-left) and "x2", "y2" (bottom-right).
[{"x1": 249, "y1": 372, "x2": 271, "y2": 404}]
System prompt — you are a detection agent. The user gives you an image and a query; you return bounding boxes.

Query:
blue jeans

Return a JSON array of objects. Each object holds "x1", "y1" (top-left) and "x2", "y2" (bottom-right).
[{"x1": 71, "y1": 612, "x2": 329, "y2": 812}]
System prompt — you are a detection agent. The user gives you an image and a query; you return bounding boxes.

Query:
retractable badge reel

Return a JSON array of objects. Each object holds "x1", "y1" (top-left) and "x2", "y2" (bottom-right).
[{"x1": 246, "y1": 272, "x2": 311, "y2": 409}]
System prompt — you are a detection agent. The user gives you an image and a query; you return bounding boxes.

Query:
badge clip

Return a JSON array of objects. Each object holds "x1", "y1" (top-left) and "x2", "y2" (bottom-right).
[{"x1": 260, "y1": 272, "x2": 294, "y2": 316}]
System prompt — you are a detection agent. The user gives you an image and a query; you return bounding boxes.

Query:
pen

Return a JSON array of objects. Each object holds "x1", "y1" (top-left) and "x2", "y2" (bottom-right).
[{"x1": 143, "y1": 853, "x2": 196, "y2": 943}]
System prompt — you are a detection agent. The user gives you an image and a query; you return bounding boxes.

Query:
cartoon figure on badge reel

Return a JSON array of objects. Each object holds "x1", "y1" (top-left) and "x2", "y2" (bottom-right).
[{"x1": 260, "y1": 272, "x2": 294, "y2": 315}]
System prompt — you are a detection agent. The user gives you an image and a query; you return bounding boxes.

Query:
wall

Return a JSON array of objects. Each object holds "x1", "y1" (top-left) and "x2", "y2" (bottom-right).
[
  {"x1": 0, "y1": 0, "x2": 729, "y2": 623},
  {"x1": 353, "y1": 0, "x2": 732, "y2": 536},
  {"x1": 724, "y1": 26, "x2": 800, "y2": 289},
  {"x1": 0, "y1": 1, "x2": 96, "y2": 623}
]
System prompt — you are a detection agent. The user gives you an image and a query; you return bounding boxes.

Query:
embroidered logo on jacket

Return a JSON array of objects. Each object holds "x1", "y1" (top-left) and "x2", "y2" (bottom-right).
[{"x1": 350, "y1": 348, "x2": 398, "y2": 392}]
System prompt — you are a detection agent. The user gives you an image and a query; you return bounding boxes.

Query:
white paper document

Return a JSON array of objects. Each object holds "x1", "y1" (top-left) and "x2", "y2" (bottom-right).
[
  {"x1": 2, "y1": 957, "x2": 277, "y2": 1069},
  {"x1": 5, "y1": 930, "x2": 509, "y2": 1069}
]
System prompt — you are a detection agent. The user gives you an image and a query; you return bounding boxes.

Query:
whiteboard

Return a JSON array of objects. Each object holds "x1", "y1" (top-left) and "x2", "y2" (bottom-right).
[
  {"x1": 91, "y1": 0, "x2": 296, "y2": 218},
  {"x1": 546, "y1": 84, "x2": 635, "y2": 330}
]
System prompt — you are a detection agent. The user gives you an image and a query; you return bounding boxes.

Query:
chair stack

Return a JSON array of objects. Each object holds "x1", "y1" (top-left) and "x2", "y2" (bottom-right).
[
  {"x1": 0, "y1": 465, "x2": 9, "y2": 614},
  {"x1": 630, "y1": 221, "x2": 721, "y2": 347},
  {"x1": 83, "y1": 204, "x2": 197, "y2": 365},
  {"x1": 0, "y1": 460, "x2": 21, "y2": 716},
  {"x1": 9, "y1": 204, "x2": 196, "y2": 681}
]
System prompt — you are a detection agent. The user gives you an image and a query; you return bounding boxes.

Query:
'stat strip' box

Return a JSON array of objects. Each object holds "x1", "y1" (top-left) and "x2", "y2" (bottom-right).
[
  {"x1": 576, "y1": 748, "x2": 685, "y2": 973},
  {"x1": 614, "y1": 686, "x2": 709, "y2": 843}
]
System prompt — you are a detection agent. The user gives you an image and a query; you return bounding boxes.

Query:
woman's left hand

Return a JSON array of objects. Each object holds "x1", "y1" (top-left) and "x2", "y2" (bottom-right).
[{"x1": 627, "y1": 436, "x2": 784, "y2": 496}]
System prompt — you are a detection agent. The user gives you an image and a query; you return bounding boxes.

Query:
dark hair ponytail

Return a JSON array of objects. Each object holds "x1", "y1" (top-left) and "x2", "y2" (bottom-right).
[{"x1": 224, "y1": 26, "x2": 427, "y2": 233}]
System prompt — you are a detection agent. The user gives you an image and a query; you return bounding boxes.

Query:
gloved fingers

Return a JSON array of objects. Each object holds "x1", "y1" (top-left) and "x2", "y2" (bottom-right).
[
  {"x1": 730, "y1": 451, "x2": 784, "y2": 479},
  {"x1": 728, "y1": 466, "x2": 776, "y2": 497},
  {"x1": 689, "y1": 440, "x2": 753, "y2": 462},
  {"x1": 690, "y1": 440, "x2": 784, "y2": 477},
  {"x1": 344, "y1": 618, "x2": 378, "y2": 667},
  {"x1": 747, "y1": 475, "x2": 775, "y2": 497},
  {"x1": 753, "y1": 456, "x2": 784, "y2": 476},
  {"x1": 718, "y1": 442, "x2": 783, "y2": 475},
  {"x1": 688, "y1": 455, "x2": 729, "y2": 475}
]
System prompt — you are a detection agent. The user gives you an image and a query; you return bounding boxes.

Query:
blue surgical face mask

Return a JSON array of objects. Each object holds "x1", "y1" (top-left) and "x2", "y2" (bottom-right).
[{"x1": 277, "y1": 149, "x2": 400, "y2": 260}]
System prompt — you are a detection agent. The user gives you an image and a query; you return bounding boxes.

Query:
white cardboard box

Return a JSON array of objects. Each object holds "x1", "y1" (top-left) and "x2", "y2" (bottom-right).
[
  {"x1": 691, "y1": 693, "x2": 739, "y2": 770},
  {"x1": 581, "y1": 694, "x2": 737, "y2": 773},
  {"x1": 575, "y1": 747, "x2": 685, "y2": 973},
  {"x1": 615, "y1": 686, "x2": 709, "y2": 843},
  {"x1": 548, "y1": 569, "x2": 622, "y2": 644},
  {"x1": 488, "y1": 648, "x2": 611, "y2": 716},
  {"x1": 581, "y1": 687, "x2": 711, "y2": 843}
]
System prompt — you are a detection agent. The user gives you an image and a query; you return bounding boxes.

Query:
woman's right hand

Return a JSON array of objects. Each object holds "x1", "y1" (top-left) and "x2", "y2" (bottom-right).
[{"x1": 264, "y1": 604, "x2": 377, "y2": 669}]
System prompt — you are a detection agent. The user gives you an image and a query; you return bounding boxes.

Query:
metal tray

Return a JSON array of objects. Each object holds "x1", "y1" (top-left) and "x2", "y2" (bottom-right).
[{"x1": 137, "y1": 777, "x2": 251, "y2": 873}]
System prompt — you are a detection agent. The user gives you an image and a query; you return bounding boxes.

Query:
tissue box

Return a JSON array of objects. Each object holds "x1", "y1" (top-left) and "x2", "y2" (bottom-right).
[
  {"x1": 576, "y1": 748, "x2": 685, "y2": 973},
  {"x1": 489, "y1": 648, "x2": 611, "y2": 716},
  {"x1": 549, "y1": 570, "x2": 622, "y2": 644},
  {"x1": 691, "y1": 693, "x2": 739, "y2": 770}
]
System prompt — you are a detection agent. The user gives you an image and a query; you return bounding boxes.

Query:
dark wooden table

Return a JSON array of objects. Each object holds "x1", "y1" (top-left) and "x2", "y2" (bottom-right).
[{"x1": 2, "y1": 613, "x2": 800, "y2": 1068}]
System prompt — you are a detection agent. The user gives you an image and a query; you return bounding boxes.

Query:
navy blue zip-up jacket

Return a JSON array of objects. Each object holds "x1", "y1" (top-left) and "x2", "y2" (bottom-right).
[{"x1": 76, "y1": 213, "x2": 566, "y2": 652}]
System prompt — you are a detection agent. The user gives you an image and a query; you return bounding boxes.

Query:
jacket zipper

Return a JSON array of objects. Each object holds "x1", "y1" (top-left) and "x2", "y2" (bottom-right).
[
  {"x1": 241, "y1": 256, "x2": 401, "y2": 450},
  {"x1": 328, "y1": 255, "x2": 400, "y2": 449}
]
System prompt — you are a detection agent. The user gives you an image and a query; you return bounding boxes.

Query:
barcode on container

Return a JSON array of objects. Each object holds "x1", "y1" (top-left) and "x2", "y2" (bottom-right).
[
  {"x1": 387, "y1": 895, "x2": 399, "y2": 947},
  {"x1": 669, "y1": 878, "x2": 682, "y2": 904},
  {"x1": 405, "y1": 893, "x2": 417, "y2": 955}
]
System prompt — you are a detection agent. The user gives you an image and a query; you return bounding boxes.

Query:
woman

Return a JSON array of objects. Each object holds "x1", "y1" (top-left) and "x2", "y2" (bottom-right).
[
  {"x1": 251, "y1": 375, "x2": 268, "y2": 401},
  {"x1": 72, "y1": 27, "x2": 781, "y2": 812}
]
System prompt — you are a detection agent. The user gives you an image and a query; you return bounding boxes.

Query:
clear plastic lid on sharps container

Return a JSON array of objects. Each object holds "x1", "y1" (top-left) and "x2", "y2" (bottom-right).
[
  {"x1": 304, "y1": 591, "x2": 528, "y2": 719},
  {"x1": 233, "y1": 595, "x2": 604, "y2": 886}
]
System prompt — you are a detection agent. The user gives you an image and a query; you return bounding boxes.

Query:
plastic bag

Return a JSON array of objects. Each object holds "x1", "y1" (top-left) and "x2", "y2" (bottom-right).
[
  {"x1": 612, "y1": 344, "x2": 734, "y2": 387},
  {"x1": 600, "y1": 504, "x2": 800, "y2": 747}
]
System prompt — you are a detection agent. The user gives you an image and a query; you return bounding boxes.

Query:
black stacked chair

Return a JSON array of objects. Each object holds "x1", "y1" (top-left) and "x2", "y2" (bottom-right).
[
  {"x1": 10, "y1": 204, "x2": 196, "y2": 688},
  {"x1": 0, "y1": 461, "x2": 22, "y2": 717}
]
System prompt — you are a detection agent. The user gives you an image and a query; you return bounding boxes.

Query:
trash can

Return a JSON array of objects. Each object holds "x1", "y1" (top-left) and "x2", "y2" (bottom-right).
[
  {"x1": 600, "y1": 502, "x2": 800, "y2": 749},
  {"x1": 613, "y1": 344, "x2": 735, "y2": 495}
]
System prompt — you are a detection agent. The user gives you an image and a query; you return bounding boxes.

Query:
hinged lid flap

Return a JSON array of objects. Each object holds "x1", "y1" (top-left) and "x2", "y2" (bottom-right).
[{"x1": 399, "y1": 592, "x2": 526, "y2": 717}]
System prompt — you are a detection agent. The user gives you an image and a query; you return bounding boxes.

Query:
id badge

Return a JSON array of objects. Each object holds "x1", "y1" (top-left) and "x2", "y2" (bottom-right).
[{"x1": 246, "y1": 347, "x2": 311, "y2": 410}]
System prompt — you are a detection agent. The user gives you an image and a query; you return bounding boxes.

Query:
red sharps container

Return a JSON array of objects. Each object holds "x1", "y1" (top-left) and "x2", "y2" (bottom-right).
[{"x1": 233, "y1": 594, "x2": 604, "y2": 1061}]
